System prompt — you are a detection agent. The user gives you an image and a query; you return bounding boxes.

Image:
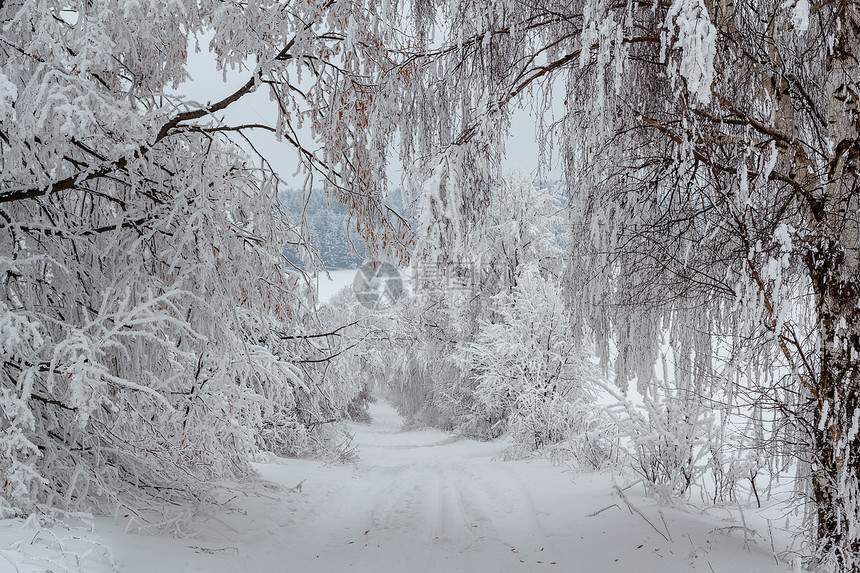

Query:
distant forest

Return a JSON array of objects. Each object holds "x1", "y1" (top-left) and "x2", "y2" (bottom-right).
[{"x1": 281, "y1": 190, "x2": 410, "y2": 269}]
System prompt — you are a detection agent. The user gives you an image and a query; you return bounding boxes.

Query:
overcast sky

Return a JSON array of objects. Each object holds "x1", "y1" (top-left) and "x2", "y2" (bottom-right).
[{"x1": 178, "y1": 35, "x2": 562, "y2": 195}]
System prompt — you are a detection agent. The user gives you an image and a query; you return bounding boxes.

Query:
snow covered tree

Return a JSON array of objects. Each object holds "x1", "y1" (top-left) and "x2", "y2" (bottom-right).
[
  {"x1": 391, "y1": 0, "x2": 860, "y2": 569},
  {"x1": 458, "y1": 265, "x2": 602, "y2": 457},
  {"x1": 0, "y1": 0, "x2": 411, "y2": 521},
  {"x1": 395, "y1": 176, "x2": 608, "y2": 459},
  {"x1": 429, "y1": 176, "x2": 579, "y2": 440}
]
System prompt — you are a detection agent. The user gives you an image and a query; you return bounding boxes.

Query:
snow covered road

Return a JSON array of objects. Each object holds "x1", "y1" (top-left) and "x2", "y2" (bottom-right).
[
  {"x1": 273, "y1": 403, "x2": 561, "y2": 572},
  {"x1": 1, "y1": 400, "x2": 792, "y2": 572}
]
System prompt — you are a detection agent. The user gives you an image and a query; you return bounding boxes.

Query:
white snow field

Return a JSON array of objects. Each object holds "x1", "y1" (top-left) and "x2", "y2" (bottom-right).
[
  {"x1": 315, "y1": 268, "x2": 358, "y2": 303},
  {"x1": 315, "y1": 266, "x2": 413, "y2": 305},
  {"x1": 0, "y1": 401, "x2": 795, "y2": 572}
]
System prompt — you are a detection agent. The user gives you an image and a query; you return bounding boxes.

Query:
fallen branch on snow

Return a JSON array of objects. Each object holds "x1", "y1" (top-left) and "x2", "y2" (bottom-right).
[
  {"x1": 586, "y1": 503, "x2": 620, "y2": 517},
  {"x1": 613, "y1": 485, "x2": 672, "y2": 543}
]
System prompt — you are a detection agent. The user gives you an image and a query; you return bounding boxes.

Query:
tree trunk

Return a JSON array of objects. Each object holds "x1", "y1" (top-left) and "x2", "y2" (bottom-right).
[
  {"x1": 802, "y1": 6, "x2": 860, "y2": 567},
  {"x1": 808, "y1": 238, "x2": 860, "y2": 571}
]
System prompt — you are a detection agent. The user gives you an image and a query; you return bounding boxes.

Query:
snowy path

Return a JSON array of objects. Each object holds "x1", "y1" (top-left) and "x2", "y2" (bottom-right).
[
  {"x1": 1, "y1": 401, "x2": 791, "y2": 572},
  {"x1": 273, "y1": 403, "x2": 560, "y2": 572}
]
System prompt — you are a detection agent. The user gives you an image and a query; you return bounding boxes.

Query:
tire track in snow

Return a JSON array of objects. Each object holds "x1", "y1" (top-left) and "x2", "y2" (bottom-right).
[{"x1": 283, "y1": 402, "x2": 560, "y2": 572}]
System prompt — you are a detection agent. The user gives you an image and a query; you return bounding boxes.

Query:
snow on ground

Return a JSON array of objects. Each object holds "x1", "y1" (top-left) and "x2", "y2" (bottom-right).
[{"x1": 1, "y1": 401, "x2": 794, "y2": 572}]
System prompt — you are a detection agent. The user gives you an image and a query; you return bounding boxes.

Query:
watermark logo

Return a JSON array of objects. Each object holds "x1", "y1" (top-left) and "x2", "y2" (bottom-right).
[
  {"x1": 411, "y1": 260, "x2": 482, "y2": 295},
  {"x1": 353, "y1": 261, "x2": 405, "y2": 309},
  {"x1": 352, "y1": 260, "x2": 494, "y2": 307}
]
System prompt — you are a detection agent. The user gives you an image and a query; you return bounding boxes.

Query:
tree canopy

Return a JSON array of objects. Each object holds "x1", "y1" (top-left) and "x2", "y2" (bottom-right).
[{"x1": 2, "y1": 0, "x2": 860, "y2": 570}]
